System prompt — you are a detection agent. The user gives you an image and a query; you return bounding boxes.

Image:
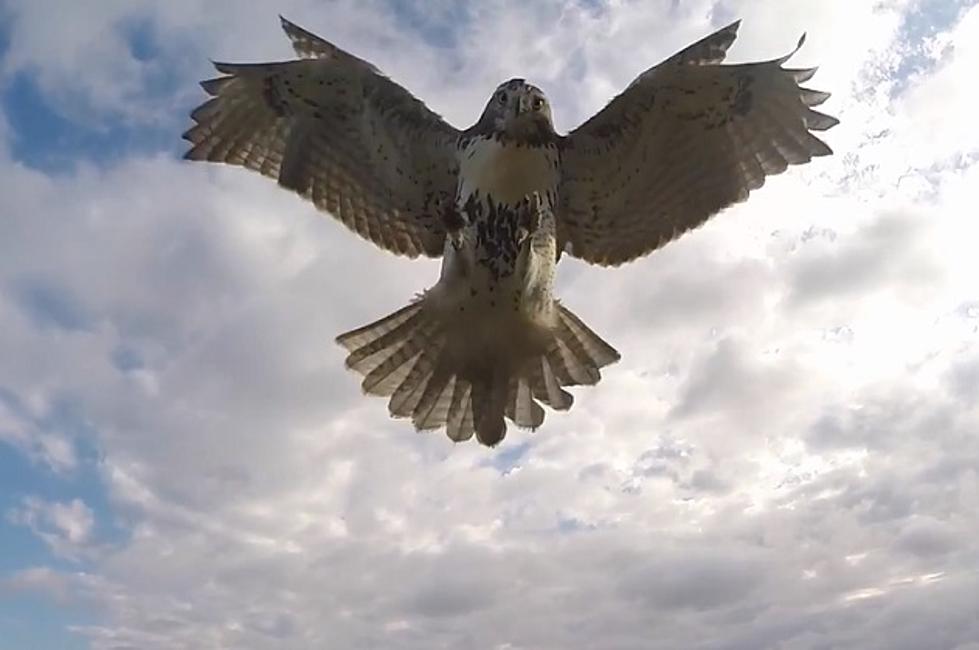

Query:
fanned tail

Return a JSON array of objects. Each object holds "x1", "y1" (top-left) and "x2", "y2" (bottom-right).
[{"x1": 336, "y1": 298, "x2": 619, "y2": 446}]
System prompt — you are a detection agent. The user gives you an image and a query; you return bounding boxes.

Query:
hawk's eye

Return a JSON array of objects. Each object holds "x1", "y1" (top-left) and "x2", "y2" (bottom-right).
[
  {"x1": 497, "y1": 91, "x2": 508, "y2": 105},
  {"x1": 532, "y1": 97, "x2": 545, "y2": 111}
]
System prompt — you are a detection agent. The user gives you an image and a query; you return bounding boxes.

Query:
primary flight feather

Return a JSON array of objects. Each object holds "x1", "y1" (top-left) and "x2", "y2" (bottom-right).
[{"x1": 184, "y1": 17, "x2": 837, "y2": 446}]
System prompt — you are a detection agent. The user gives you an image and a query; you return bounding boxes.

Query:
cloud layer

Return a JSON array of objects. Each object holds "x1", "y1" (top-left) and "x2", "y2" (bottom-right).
[{"x1": 1, "y1": 1, "x2": 978, "y2": 648}]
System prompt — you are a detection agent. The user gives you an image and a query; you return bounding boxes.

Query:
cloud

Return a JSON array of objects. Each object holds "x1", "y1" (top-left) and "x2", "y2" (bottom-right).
[
  {"x1": 1, "y1": 566, "x2": 75, "y2": 603},
  {"x1": 889, "y1": 2, "x2": 979, "y2": 164},
  {"x1": 7, "y1": 497, "x2": 95, "y2": 561},
  {"x1": 946, "y1": 354, "x2": 979, "y2": 405},
  {"x1": 786, "y1": 212, "x2": 943, "y2": 308},
  {"x1": 671, "y1": 337, "x2": 803, "y2": 423},
  {"x1": 1, "y1": 1, "x2": 978, "y2": 649},
  {"x1": 0, "y1": 391, "x2": 78, "y2": 473}
]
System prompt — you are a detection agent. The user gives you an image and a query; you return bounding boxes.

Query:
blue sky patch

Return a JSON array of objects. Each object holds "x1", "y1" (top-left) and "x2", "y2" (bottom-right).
[
  {"x1": 0, "y1": 390, "x2": 127, "y2": 574},
  {"x1": 0, "y1": 595, "x2": 92, "y2": 650},
  {"x1": 386, "y1": 0, "x2": 467, "y2": 49},
  {"x1": 1, "y1": 73, "x2": 178, "y2": 171},
  {"x1": 890, "y1": 0, "x2": 973, "y2": 95},
  {"x1": 124, "y1": 17, "x2": 163, "y2": 63}
]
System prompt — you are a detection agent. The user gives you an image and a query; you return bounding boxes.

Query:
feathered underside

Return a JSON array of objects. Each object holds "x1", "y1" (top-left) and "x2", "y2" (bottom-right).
[
  {"x1": 336, "y1": 298, "x2": 620, "y2": 446},
  {"x1": 183, "y1": 18, "x2": 839, "y2": 269},
  {"x1": 183, "y1": 17, "x2": 460, "y2": 258},
  {"x1": 558, "y1": 22, "x2": 839, "y2": 266}
]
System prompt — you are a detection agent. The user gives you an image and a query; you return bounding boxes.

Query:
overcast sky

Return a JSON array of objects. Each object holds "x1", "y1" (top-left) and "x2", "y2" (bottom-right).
[{"x1": 1, "y1": 0, "x2": 978, "y2": 648}]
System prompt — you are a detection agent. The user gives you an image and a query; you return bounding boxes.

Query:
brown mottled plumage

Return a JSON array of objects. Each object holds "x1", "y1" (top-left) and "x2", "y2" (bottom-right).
[{"x1": 184, "y1": 17, "x2": 837, "y2": 446}]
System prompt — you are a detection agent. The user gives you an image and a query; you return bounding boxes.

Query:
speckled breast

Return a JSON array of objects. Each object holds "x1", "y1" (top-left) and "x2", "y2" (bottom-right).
[{"x1": 455, "y1": 136, "x2": 560, "y2": 281}]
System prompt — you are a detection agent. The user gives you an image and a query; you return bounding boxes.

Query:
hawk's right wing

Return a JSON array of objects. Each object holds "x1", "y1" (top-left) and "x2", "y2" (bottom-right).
[{"x1": 184, "y1": 17, "x2": 460, "y2": 258}]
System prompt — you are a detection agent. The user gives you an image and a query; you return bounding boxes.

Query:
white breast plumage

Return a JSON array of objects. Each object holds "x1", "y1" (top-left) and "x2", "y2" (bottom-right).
[{"x1": 458, "y1": 137, "x2": 559, "y2": 205}]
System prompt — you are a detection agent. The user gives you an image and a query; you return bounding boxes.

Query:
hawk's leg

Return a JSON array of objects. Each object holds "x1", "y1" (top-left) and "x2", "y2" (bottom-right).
[{"x1": 516, "y1": 192, "x2": 544, "y2": 245}]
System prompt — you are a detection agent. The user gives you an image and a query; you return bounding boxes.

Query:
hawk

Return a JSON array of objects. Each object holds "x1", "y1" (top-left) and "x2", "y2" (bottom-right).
[{"x1": 184, "y1": 17, "x2": 837, "y2": 446}]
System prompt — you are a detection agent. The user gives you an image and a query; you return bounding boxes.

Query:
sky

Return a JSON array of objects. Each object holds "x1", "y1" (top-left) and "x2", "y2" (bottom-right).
[{"x1": 0, "y1": 0, "x2": 977, "y2": 648}]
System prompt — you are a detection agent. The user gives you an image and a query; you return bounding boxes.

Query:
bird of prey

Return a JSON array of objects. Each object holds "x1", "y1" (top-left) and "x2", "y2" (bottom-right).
[{"x1": 184, "y1": 17, "x2": 837, "y2": 446}]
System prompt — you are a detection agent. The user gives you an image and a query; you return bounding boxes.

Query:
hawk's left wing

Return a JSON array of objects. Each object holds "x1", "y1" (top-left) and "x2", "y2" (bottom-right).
[
  {"x1": 184, "y1": 17, "x2": 459, "y2": 258},
  {"x1": 558, "y1": 22, "x2": 838, "y2": 266}
]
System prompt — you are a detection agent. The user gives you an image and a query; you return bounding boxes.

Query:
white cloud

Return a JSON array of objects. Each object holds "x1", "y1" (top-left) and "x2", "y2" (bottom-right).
[
  {"x1": 7, "y1": 497, "x2": 95, "y2": 560},
  {"x1": 1, "y1": 566, "x2": 74, "y2": 603},
  {"x1": 1, "y1": 0, "x2": 978, "y2": 649},
  {"x1": 0, "y1": 394, "x2": 78, "y2": 473},
  {"x1": 888, "y1": 2, "x2": 979, "y2": 164}
]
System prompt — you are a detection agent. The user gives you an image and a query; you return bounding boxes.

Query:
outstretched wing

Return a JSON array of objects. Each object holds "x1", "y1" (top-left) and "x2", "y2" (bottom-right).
[
  {"x1": 184, "y1": 17, "x2": 460, "y2": 258},
  {"x1": 558, "y1": 22, "x2": 838, "y2": 266}
]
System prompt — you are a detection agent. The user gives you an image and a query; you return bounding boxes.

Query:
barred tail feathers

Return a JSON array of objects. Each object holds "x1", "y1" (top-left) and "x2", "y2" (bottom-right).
[{"x1": 336, "y1": 299, "x2": 619, "y2": 446}]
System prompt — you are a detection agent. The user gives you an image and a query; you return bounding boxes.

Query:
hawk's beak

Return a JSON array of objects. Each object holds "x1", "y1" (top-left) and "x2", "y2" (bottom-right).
[{"x1": 516, "y1": 95, "x2": 531, "y2": 116}]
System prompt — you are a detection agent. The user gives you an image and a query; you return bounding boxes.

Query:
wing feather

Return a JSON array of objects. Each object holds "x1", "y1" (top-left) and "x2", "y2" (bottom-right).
[
  {"x1": 184, "y1": 18, "x2": 460, "y2": 258},
  {"x1": 558, "y1": 23, "x2": 838, "y2": 266}
]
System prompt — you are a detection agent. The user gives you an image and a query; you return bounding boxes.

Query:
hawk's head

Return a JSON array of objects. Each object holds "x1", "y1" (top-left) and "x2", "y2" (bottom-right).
[{"x1": 473, "y1": 78, "x2": 556, "y2": 144}]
